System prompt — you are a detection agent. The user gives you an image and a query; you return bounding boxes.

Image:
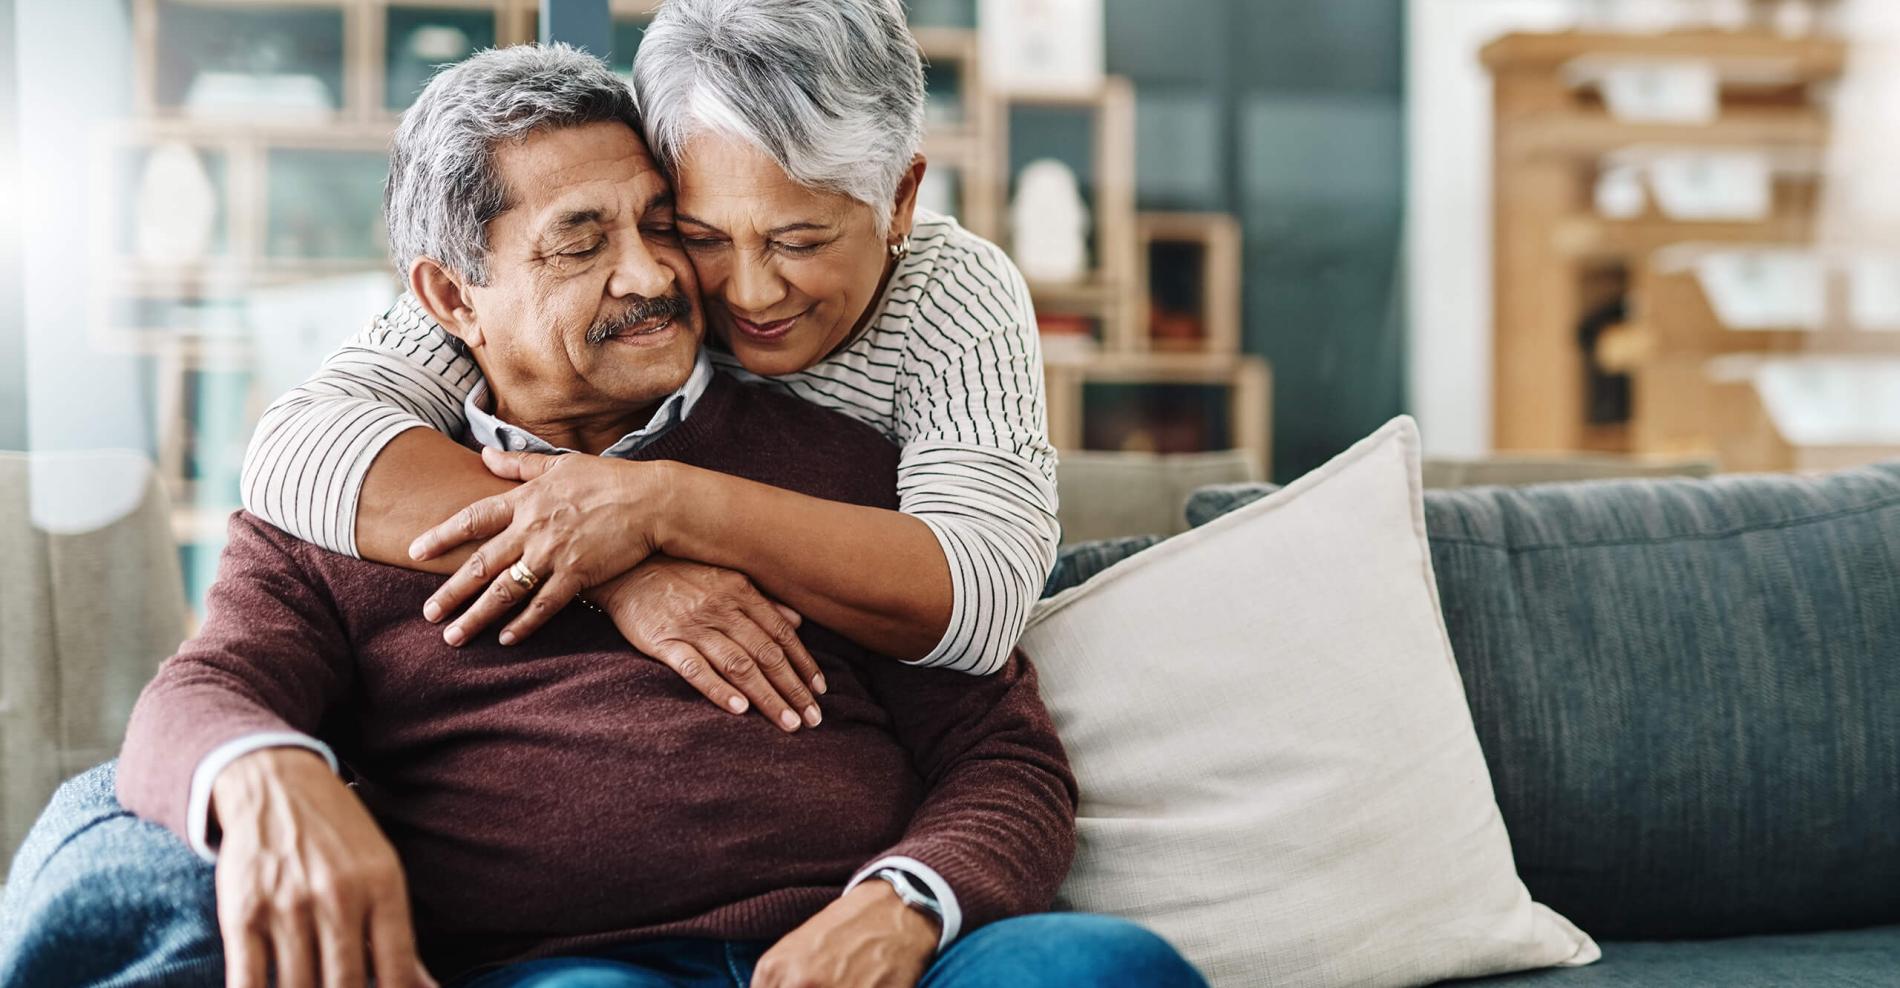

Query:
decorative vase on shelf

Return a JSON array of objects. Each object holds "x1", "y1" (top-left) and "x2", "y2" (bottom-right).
[
  {"x1": 135, "y1": 142, "x2": 218, "y2": 264},
  {"x1": 1011, "y1": 158, "x2": 1090, "y2": 283}
]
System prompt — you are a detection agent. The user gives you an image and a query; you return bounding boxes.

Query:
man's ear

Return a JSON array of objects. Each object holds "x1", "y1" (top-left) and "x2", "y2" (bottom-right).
[
  {"x1": 889, "y1": 154, "x2": 927, "y2": 240},
  {"x1": 409, "y1": 258, "x2": 484, "y2": 348}
]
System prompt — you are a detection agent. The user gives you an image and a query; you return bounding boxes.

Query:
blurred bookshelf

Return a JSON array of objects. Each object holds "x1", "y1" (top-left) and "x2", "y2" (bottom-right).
[{"x1": 1482, "y1": 24, "x2": 1900, "y2": 472}]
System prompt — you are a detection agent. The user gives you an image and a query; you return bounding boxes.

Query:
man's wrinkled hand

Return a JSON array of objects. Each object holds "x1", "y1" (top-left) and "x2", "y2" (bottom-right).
[
  {"x1": 753, "y1": 880, "x2": 938, "y2": 988},
  {"x1": 593, "y1": 556, "x2": 824, "y2": 733},
  {"x1": 210, "y1": 748, "x2": 436, "y2": 988}
]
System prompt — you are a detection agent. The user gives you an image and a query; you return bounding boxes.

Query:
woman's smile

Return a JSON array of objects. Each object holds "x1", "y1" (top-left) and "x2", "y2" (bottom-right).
[{"x1": 728, "y1": 307, "x2": 810, "y2": 343}]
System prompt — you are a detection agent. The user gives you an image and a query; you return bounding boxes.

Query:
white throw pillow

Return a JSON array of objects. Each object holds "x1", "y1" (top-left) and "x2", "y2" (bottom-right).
[{"x1": 1023, "y1": 417, "x2": 1599, "y2": 988}]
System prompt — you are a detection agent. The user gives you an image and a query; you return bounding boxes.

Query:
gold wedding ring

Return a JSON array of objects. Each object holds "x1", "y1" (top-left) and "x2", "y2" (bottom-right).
[{"x1": 507, "y1": 559, "x2": 540, "y2": 593}]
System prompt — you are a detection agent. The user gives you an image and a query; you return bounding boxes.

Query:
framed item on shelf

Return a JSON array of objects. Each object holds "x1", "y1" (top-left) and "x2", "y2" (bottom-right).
[
  {"x1": 1137, "y1": 211, "x2": 1241, "y2": 354},
  {"x1": 977, "y1": 0, "x2": 1103, "y2": 97}
]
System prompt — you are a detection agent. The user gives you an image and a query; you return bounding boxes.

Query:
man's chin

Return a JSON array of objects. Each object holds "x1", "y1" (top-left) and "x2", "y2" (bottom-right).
[{"x1": 592, "y1": 342, "x2": 699, "y2": 404}]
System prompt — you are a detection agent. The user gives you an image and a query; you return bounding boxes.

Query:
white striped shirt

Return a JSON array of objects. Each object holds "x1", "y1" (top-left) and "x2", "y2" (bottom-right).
[{"x1": 239, "y1": 210, "x2": 1059, "y2": 676}]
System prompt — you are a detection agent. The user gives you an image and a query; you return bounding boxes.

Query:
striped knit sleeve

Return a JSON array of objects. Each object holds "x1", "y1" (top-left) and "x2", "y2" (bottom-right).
[
  {"x1": 239, "y1": 294, "x2": 479, "y2": 556},
  {"x1": 895, "y1": 242, "x2": 1061, "y2": 676}
]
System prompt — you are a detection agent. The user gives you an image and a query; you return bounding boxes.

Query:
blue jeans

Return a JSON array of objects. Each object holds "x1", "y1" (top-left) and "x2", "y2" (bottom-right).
[
  {"x1": 452, "y1": 915, "x2": 1207, "y2": 988},
  {"x1": 3, "y1": 763, "x2": 1206, "y2": 988}
]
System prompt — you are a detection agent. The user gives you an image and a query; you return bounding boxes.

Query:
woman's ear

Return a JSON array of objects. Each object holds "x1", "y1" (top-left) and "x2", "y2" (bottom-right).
[
  {"x1": 889, "y1": 153, "x2": 928, "y2": 239},
  {"x1": 409, "y1": 258, "x2": 484, "y2": 349}
]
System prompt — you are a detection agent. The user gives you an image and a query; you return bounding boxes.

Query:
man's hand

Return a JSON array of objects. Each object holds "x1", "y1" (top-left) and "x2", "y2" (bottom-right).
[
  {"x1": 210, "y1": 748, "x2": 436, "y2": 988},
  {"x1": 411, "y1": 451, "x2": 669, "y2": 647},
  {"x1": 594, "y1": 557, "x2": 825, "y2": 733},
  {"x1": 754, "y1": 880, "x2": 939, "y2": 988}
]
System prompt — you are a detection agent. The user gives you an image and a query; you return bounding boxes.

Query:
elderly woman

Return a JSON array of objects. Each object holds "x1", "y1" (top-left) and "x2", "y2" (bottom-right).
[{"x1": 240, "y1": 0, "x2": 1056, "y2": 728}]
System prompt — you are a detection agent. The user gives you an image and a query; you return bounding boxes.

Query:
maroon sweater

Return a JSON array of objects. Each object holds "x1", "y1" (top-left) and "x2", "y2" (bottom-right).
[{"x1": 117, "y1": 373, "x2": 1077, "y2": 979}]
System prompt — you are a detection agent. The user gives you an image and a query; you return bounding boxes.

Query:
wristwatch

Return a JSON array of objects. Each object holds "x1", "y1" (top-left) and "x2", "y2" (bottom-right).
[{"x1": 871, "y1": 867, "x2": 944, "y2": 928}]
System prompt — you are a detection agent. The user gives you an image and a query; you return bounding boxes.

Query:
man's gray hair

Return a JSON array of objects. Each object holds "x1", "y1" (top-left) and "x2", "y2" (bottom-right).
[
  {"x1": 385, "y1": 43, "x2": 640, "y2": 285},
  {"x1": 632, "y1": 0, "x2": 925, "y2": 233}
]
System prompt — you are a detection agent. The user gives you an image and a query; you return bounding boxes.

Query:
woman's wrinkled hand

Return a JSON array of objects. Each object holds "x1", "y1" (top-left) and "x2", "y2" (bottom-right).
[
  {"x1": 593, "y1": 556, "x2": 826, "y2": 733},
  {"x1": 410, "y1": 449, "x2": 666, "y2": 647}
]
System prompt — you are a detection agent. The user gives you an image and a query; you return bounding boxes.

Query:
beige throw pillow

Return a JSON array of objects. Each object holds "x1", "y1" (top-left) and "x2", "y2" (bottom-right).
[{"x1": 1022, "y1": 417, "x2": 1599, "y2": 987}]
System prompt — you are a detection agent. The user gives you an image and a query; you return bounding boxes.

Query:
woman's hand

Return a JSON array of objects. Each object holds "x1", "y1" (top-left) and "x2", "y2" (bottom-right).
[
  {"x1": 593, "y1": 556, "x2": 826, "y2": 733},
  {"x1": 411, "y1": 449, "x2": 667, "y2": 647}
]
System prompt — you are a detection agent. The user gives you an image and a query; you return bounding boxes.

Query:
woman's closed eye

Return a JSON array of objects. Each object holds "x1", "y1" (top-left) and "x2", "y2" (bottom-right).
[{"x1": 772, "y1": 240, "x2": 824, "y2": 257}]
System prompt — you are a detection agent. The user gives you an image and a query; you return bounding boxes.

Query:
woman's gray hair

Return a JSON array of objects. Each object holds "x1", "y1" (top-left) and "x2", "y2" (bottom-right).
[
  {"x1": 385, "y1": 43, "x2": 641, "y2": 285},
  {"x1": 633, "y1": 0, "x2": 926, "y2": 233}
]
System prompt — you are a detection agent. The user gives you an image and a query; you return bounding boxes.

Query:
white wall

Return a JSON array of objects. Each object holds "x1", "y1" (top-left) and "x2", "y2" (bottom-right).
[{"x1": 18, "y1": 0, "x2": 144, "y2": 454}]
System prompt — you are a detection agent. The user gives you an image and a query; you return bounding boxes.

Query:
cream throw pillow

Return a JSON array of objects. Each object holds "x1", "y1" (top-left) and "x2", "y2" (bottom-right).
[{"x1": 1023, "y1": 417, "x2": 1599, "y2": 987}]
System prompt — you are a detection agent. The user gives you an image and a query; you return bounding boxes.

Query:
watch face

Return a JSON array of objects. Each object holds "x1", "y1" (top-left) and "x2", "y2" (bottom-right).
[{"x1": 879, "y1": 868, "x2": 942, "y2": 914}]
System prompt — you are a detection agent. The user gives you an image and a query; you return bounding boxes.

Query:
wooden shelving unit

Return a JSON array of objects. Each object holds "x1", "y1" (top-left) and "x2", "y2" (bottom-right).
[
  {"x1": 964, "y1": 60, "x2": 1268, "y2": 472},
  {"x1": 119, "y1": 0, "x2": 535, "y2": 544},
  {"x1": 1135, "y1": 212, "x2": 1242, "y2": 354},
  {"x1": 1613, "y1": 246, "x2": 1900, "y2": 458},
  {"x1": 1482, "y1": 28, "x2": 1846, "y2": 455}
]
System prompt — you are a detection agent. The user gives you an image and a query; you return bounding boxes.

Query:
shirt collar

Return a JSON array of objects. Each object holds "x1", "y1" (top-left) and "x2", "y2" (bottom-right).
[{"x1": 464, "y1": 350, "x2": 713, "y2": 459}]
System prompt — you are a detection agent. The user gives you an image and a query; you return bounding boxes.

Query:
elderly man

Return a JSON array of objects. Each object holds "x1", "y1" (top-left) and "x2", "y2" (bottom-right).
[{"x1": 0, "y1": 44, "x2": 1206, "y2": 988}]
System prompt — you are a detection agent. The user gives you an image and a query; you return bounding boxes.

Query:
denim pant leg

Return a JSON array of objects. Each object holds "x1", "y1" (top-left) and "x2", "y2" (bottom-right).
[
  {"x1": 0, "y1": 760, "x2": 224, "y2": 988},
  {"x1": 454, "y1": 939, "x2": 761, "y2": 988},
  {"x1": 919, "y1": 913, "x2": 1209, "y2": 988}
]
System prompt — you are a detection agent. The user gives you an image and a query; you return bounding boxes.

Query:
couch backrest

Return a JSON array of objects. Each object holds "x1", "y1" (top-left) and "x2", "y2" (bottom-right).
[
  {"x1": 1179, "y1": 465, "x2": 1900, "y2": 939},
  {"x1": 0, "y1": 452, "x2": 188, "y2": 866}
]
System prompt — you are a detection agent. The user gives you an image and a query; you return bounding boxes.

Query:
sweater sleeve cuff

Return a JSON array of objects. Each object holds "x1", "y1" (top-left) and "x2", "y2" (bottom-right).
[
  {"x1": 845, "y1": 855, "x2": 963, "y2": 953},
  {"x1": 187, "y1": 732, "x2": 340, "y2": 863}
]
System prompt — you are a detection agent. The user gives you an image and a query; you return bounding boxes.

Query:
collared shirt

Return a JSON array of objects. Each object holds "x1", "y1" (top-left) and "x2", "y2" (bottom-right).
[{"x1": 463, "y1": 350, "x2": 714, "y2": 459}]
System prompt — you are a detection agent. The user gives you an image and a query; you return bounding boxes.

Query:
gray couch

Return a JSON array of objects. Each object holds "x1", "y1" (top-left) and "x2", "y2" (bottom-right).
[
  {"x1": 0, "y1": 453, "x2": 188, "y2": 869},
  {"x1": 1046, "y1": 462, "x2": 1900, "y2": 985}
]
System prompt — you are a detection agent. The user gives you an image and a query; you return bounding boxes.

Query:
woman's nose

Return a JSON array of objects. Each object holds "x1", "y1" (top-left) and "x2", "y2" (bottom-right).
[{"x1": 725, "y1": 250, "x2": 789, "y2": 315}]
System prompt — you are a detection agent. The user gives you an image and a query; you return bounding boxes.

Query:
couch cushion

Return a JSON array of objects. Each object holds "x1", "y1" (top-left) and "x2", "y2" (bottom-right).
[
  {"x1": 1187, "y1": 465, "x2": 1900, "y2": 940},
  {"x1": 1024, "y1": 419, "x2": 1597, "y2": 987},
  {"x1": 1449, "y1": 926, "x2": 1900, "y2": 986},
  {"x1": 1041, "y1": 535, "x2": 1164, "y2": 598}
]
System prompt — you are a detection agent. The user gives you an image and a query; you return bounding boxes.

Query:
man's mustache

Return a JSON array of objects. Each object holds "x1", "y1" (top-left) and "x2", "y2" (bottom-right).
[{"x1": 586, "y1": 293, "x2": 692, "y2": 345}]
